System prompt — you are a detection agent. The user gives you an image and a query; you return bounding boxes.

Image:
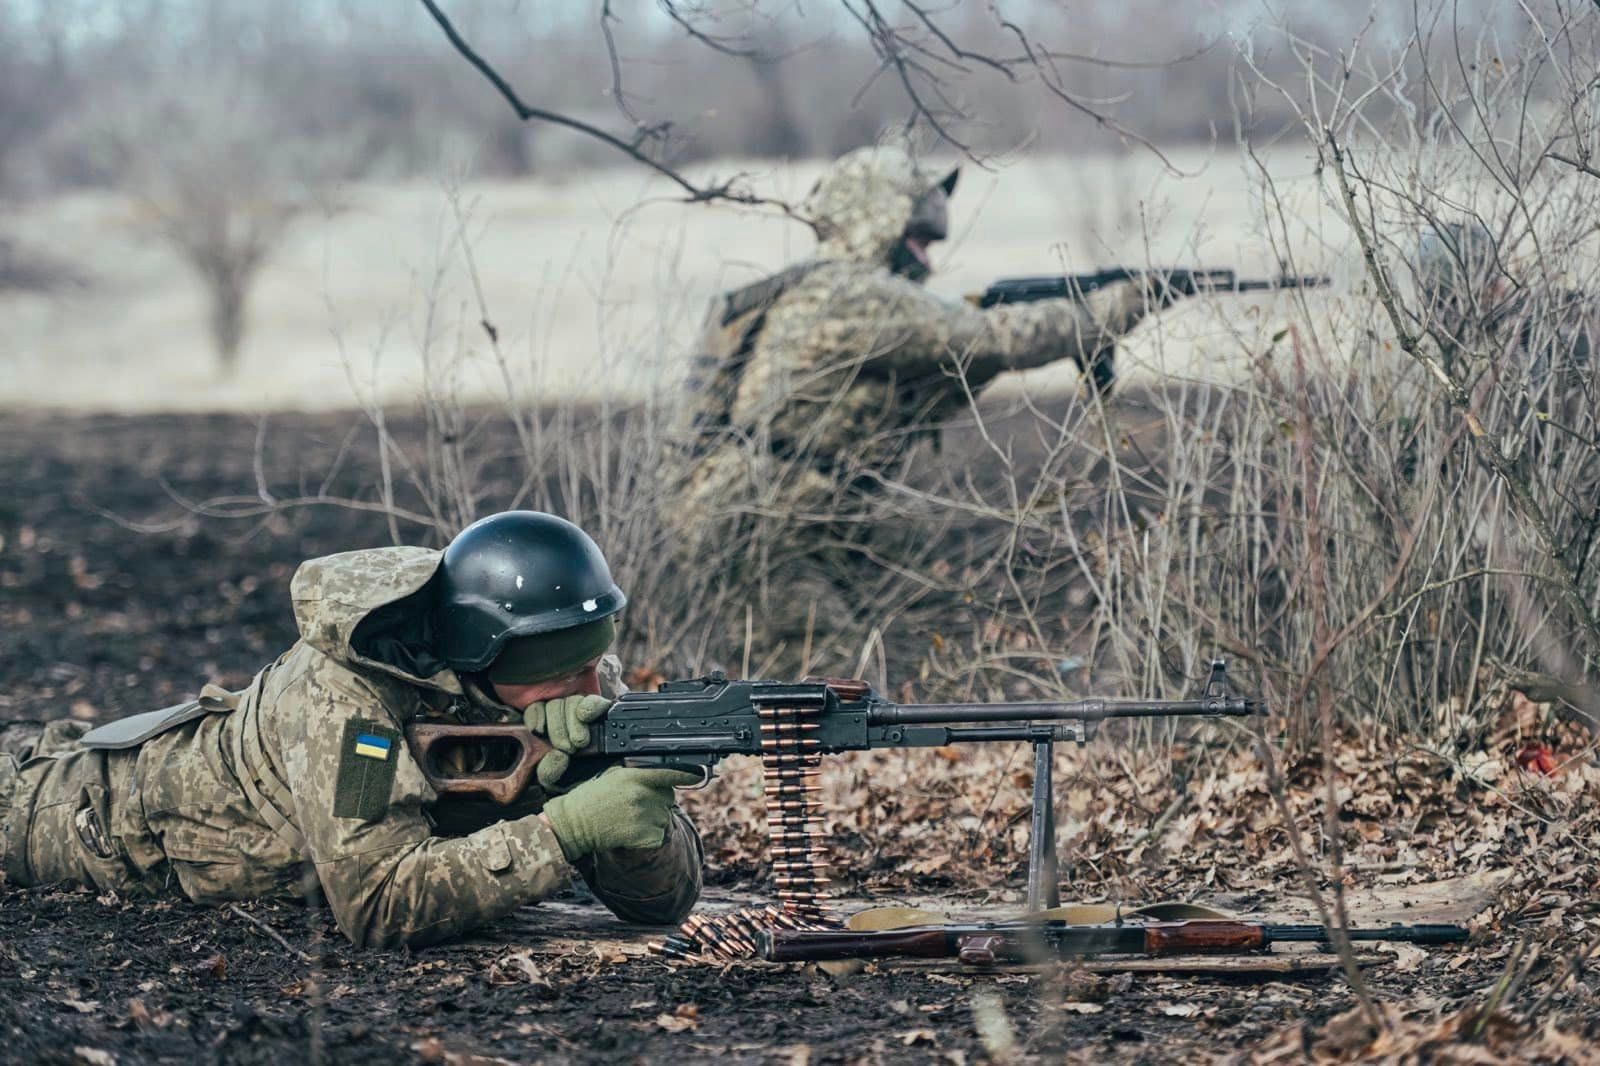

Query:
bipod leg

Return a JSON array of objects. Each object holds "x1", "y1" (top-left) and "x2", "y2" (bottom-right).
[{"x1": 1025, "y1": 738, "x2": 1060, "y2": 911}]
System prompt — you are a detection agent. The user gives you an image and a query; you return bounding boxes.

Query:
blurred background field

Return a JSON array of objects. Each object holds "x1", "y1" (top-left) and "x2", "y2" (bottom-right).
[
  {"x1": 0, "y1": 150, "x2": 1340, "y2": 410},
  {"x1": 0, "y1": 0, "x2": 1402, "y2": 411}
]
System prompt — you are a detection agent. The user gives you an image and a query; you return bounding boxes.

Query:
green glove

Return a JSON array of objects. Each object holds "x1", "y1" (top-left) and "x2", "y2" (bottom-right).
[
  {"x1": 541, "y1": 767, "x2": 700, "y2": 862},
  {"x1": 525, "y1": 694, "x2": 612, "y2": 789}
]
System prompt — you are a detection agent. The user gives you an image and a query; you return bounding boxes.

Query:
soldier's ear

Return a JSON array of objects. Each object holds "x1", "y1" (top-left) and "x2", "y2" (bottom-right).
[{"x1": 939, "y1": 167, "x2": 959, "y2": 196}]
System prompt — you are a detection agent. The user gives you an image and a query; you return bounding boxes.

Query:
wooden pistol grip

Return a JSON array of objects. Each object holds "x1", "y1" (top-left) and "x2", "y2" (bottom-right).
[
  {"x1": 1144, "y1": 921, "x2": 1267, "y2": 956},
  {"x1": 405, "y1": 723, "x2": 553, "y2": 806}
]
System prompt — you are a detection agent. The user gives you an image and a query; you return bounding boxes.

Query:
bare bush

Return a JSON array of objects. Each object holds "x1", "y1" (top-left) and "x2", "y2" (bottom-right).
[
  {"x1": 1238, "y1": 0, "x2": 1600, "y2": 711},
  {"x1": 864, "y1": 0, "x2": 1600, "y2": 749}
]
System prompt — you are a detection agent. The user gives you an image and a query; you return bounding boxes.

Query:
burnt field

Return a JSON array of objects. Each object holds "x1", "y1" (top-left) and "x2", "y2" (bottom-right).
[
  {"x1": 0, "y1": 881, "x2": 1498, "y2": 1066},
  {"x1": 1, "y1": 411, "x2": 1596, "y2": 1064}
]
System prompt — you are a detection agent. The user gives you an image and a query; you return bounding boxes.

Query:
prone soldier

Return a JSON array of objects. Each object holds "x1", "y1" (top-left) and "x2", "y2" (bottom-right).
[{"x1": 0, "y1": 511, "x2": 703, "y2": 948}]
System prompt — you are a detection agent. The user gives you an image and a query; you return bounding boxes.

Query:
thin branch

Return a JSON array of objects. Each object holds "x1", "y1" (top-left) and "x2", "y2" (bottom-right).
[
  {"x1": 418, "y1": 0, "x2": 781, "y2": 209},
  {"x1": 599, "y1": 1, "x2": 646, "y2": 126},
  {"x1": 79, "y1": 488, "x2": 440, "y2": 536},
  {"x1": 1547, "y1": 150, "x2": 1600, "y2": 180},
  {"x1": 991, "y1": 13, "x2": 1189, "y2": 173},
  {"x1": 902, "y1": 0, "x2": 1015, "y2": 79},
  {"x1": 659, "y1": 0, "x2": 770, "y2": 59},
  {"x1": 845, "y1": 0, "x2": 972, "y2": 152},
  {"x1": 229, "y1": 904, "x2": 315, "y2": 965}
]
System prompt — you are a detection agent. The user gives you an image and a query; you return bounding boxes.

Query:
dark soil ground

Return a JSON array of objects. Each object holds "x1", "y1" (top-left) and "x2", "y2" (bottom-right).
[{"x1": 0, "y1": 412, "x2": 1543, "y2": 1064}]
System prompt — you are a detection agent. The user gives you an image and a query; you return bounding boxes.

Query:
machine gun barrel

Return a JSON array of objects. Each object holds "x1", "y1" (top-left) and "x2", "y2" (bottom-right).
[{"x1": 868, "y1": 695, "x2": 1260, "y2": 726}]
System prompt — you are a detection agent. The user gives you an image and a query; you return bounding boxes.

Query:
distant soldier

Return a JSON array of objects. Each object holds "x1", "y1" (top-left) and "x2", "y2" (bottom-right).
[
  {"x1": 1417, "y1": 220, "x2": 1594, "y2": 394},
  {"x1": 0, "y1": 511, "x2": 702, "y2": 948},
  {"x1": 674, "y1": 144, "x2": 1190, "y2": 542}
]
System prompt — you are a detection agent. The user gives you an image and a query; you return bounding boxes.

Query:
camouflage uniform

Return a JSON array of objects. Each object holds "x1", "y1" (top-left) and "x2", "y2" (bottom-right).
[
  {"x1": 1420, "y1": 220, "x2": 1593, "y2": 390},
  {"x1": 677, "y1": 145, "x2": 1160, "y2": 525},
  {"x1": 0, "y1": 547, "x2": 702, "y2": 948}
]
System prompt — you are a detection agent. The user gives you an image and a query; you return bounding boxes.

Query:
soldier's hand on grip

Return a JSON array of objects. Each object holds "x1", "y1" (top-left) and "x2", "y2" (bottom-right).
[
  {"x1": 1086, "y1": 272, "x2": 1195, "y2": 339},
  {"x1": 525, "y1": 694, "x2": 612, "y2": 789},
  {"x1": 541, "y1": 766, "x2": 700, "y2": 861}
]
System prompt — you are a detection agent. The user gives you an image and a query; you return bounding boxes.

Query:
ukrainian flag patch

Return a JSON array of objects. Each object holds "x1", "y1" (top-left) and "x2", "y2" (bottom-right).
[
  {"x1": 334, "y1": 718, "x2": 400, "y2": 821},
  {"x1": 354, "y1": 733, "x2": 392, "y2": 760}
]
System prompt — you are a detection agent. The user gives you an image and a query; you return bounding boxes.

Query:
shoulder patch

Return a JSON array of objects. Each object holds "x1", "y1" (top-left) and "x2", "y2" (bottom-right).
[{"x1": 333, "y1": 717, "x2": 400, "y2": 821}]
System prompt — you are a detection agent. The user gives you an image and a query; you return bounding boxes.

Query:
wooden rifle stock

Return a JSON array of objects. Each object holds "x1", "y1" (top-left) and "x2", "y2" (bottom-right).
[
  {"x1": 956, "y1": 922, "x2": 1267, "y2": 965},
  {"x1": 405, "y1": 722, "x2": 557, "y2": 805},
  {"x1": 1145, "y1": 921, "x2": 1267, "y2": 955}
]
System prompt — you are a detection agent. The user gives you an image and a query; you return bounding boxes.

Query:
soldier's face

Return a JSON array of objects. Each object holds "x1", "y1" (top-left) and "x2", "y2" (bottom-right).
[
  {"x1": 891, "y1": 176, "x2": 954, "y2": 282},
  {"x1": 490, "y1": 656, "x2": 604, "y2": 709}
]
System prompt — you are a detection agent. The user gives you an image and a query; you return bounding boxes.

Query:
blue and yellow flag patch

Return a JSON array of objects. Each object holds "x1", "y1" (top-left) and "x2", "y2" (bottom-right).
[
  {"x1": 334, "y1": 718, "x2": 400, "y2": 821},
  {"x1": 353, "y1": 733, "x2": 392, "y2": 760}
]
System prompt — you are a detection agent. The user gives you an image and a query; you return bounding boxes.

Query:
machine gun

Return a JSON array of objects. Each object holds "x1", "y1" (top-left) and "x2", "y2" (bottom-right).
[
  {"x1": 406, "y1": 660, "x2": 1263, "y2": 916},
  {"x1": 973, "y1": 268, "x2": 1331, "y2": 308}
]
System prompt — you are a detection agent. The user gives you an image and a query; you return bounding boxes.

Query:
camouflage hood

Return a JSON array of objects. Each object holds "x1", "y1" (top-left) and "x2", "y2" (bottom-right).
[
  {"x1": 290, "y1": 545, "x2": 462, "y2": 695},
  {"x1": 805, "y1": 145, "x2": 945, "y2": 270}
]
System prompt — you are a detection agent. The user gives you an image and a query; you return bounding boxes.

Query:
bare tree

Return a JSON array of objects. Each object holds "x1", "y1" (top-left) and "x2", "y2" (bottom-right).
[{"x1": 99, "y1": 75, "x2": 342, "y2": 374}]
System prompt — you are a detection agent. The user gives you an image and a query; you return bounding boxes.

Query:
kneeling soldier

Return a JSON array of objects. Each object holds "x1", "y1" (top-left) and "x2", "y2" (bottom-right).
[{"x1": 0, "y1": 511, "x2": 702, "y2": 947}]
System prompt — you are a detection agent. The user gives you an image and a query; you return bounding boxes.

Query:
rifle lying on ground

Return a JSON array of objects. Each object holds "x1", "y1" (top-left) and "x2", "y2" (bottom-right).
[
  {"x1": 407, "y1": 659, "x2": 1264, "y2": 915},
  {"x1": 756, "y1": 919, "x2": 1470, "y2": 965},
  {"x1": 973, "y1": 268, "x2": 1331, "y2": 308}
]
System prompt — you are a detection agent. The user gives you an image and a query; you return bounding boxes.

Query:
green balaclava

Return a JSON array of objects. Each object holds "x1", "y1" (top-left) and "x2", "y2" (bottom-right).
[{"x1": 485, "y1": 616, "x2": 616, "y2": 685}]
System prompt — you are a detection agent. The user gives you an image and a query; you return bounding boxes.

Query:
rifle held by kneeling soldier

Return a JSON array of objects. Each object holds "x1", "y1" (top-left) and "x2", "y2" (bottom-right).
[{"x1": 972, "y1": 268, "x2": 1330, "y2": 308}]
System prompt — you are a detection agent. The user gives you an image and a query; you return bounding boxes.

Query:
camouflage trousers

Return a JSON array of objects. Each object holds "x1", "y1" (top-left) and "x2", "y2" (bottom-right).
[{"x1": 0, "y1": 721, "x2": 161, "y2": 895}]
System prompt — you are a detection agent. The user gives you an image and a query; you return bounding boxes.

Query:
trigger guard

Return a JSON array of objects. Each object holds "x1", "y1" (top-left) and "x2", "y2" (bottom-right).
[{"x1": 621, "y1": 757, "x2": 715, "y2": 789}]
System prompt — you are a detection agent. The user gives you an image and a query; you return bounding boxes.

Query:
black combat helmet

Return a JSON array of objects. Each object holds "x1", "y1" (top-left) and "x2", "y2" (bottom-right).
[{"x1": 434, "y1": 511, "x2": 627, "y2": 674}]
